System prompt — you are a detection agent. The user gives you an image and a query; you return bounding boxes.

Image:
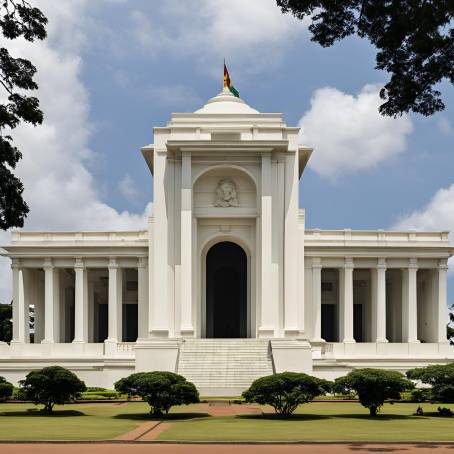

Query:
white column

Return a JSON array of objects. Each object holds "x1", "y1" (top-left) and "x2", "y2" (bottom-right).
[
  {"x1": 73, "y1": 258, "x2": 88, "y2": 343},
  {"x1": 312, "y1": 257, "x2": 323, "y2": 341},
  {"x1": 180, "y1": 151, "x2": 193, "y2": 335},
  {"x1": 284, "y1": 152, "x2": 300, "y2": 335},
  {"x1": 137, "y1": 257, "x2": 149, "y2": 340},
  {"x1": 402, "y1": 259, "x2": 419, "y2": 343},
  {"x1": 259, "y1": 152, "x2": 275, "y2": 337},
  {"x1": 435, "y1": 260, "x2": 449, "y2": 343},
  {"x1": 372, "y1": 258, "x2": 388, "y2": 343},
  {"x1": 106, "y1": 258, "x2": 122, "y2": 343},
  {"x1": 42, "y1": 259, "x2": 59, "y2": 343},
  {"x1": 340, "y1": 258, "x2": 355, "y2": 343},
  {"x1": 11, "y1": 259, "x2": 25, "y2": 344}
]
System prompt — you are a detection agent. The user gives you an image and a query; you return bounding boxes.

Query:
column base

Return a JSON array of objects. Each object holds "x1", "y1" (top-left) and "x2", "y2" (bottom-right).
[
  {"x1": 10, "y1": 339, "x2": 24, "y2": 345},
  {"x1": 41, "y1": 339, "x2": 55, "y2": 344},
  {"x1": 375, "y1": 338, "x2": 389, "y2": 343},
  {"x1": 72, "y1": 339, "x2": 87, "y2": 344},
  {"x1": 258, "y1": 328, "x2": 275, "y2": 338},
  {"x1": 342, "y1": 338, "x2": 356, "y2": 344},
  {"x1": 310, "y1": 338, "x2": 326, "y2": 343}
]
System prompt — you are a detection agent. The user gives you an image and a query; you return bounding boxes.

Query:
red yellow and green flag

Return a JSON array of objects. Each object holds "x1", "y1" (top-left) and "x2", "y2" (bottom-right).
[{"x1": 224, "y1": 62, "x2": 240, "y2": 98}]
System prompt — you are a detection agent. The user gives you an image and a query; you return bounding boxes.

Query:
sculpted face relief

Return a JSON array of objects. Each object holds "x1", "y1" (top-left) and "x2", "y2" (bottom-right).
[{"x1": 214, "y1": 178, "x2": 240, "y2": 207}]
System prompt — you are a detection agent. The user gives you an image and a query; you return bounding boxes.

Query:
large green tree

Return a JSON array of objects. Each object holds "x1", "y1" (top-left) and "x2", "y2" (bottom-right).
[
  {"x1": 0, "y1": 303, "x2": 12, "y2": 342},
  {"x1": 0, "y1": 1, "x2": 47, "y2": 230},
  {"x1": 276, "y1": 1, "x2": 454, "y2": 117}
]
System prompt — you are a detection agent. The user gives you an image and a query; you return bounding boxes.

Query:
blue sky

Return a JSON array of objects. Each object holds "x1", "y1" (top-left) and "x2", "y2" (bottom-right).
[{"x1": 0, "y1": 0, "x2": 453, "y2": 303}]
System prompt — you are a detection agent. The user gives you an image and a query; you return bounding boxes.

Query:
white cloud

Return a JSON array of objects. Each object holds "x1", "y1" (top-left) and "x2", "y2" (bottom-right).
[
  {"x1": 438, "y1": 117, "x2": 453, "y2": 136},
  {"x1": 299, "y1": 84, "x2": 413, "y2": 179},
  {"x1": 0, "y1": 0, "x2": 151, "y2": 302},
  {"x1": 129, "y1": 0, "x2": 307, "y2": 76},
  {"x1": 119, "y1": 173, "x2": 140, "y2": 203},
  {"x1": 393, "y1": 184, "x2": 454, "y2": 275}
]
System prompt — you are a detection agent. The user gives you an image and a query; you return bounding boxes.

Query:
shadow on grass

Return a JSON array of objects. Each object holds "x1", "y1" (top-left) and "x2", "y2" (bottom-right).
[
  {"x1": 0, "y1": 409, "x2": 85, "y2": 417},
  {"x1": 114, "y1": 412, "x2": 211, "y2": 421},
  {"x1": 238, "y1": 413, "x2": 330, "y2": 421},
  {"x1": 333, "y1": 413, "x2": 426, "y2": 421}
]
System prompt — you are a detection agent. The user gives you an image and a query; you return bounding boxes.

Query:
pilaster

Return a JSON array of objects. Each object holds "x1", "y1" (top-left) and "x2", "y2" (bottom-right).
[
  {"x1": 311, "y1": 257, "x2": 324, "y2": 342},
  {"x1": 73, "y1": 258, "x2": 88, "y2": 343}
]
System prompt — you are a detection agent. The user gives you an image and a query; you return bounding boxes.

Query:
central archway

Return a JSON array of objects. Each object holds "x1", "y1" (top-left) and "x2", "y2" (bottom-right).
[{"x1": 205, "y1": 241, "x2": 247, "y2": 338}]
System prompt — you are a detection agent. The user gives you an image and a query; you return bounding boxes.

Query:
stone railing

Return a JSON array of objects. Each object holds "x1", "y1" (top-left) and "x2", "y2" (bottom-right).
[
  {"x1": 305, "y1": 229, "x2": 450, "y2": 245},
  {"x1": 116, "y1": 342, "x2": 136, "y2": 352},
  {"x1": 11, "y1": 230, "x2": 148, "y2": 244}
]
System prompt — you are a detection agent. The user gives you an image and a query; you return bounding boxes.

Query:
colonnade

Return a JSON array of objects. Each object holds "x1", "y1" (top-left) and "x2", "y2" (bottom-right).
[
  {"x1": 311, "y1": 257, "x2": 449, "y2": 344},
  {"x1": 10, "y1": 257, "x2": 149, "y2": 344}
]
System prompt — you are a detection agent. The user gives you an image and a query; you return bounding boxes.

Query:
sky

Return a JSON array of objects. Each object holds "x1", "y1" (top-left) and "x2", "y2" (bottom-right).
[{"x1": 0, "y1": 0, "x2": 453, "y2": 304}]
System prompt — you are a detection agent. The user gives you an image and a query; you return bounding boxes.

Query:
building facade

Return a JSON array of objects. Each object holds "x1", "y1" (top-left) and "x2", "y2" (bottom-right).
[{"x1": 1, "y1": 89, "x2": 453, "y2": 395}]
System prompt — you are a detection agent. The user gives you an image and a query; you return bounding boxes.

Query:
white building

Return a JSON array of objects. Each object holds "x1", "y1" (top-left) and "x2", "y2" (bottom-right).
[{"x1": 1, "y1": 89, "x2": 453, "y2": 395}]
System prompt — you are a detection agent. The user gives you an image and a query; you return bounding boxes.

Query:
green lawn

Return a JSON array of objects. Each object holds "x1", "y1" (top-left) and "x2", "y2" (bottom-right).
[
  {"x1": 0, "y1": 401, "x2": 454, "y2": 442},
  {"x1": 159, "y1": 402, "x2": 454, "y2": 442}
]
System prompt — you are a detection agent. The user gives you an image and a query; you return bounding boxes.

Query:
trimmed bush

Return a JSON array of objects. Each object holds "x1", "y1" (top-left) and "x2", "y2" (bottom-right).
[
  {"x1": 19, "y1": 366, "x2": 86, "y2": 413},
  {"x1": 333, "y1": 368, "x2": 414, "y2": 416},
  {"x1": 0, "y1": 376, "x2": 13, "y2": 401},
  {"x1": 437, "y1": 406, "x2": 453, "y2": 417},
  {"x1": 242, "y1": 372, "x2": 332, "y2": 416},
  {"x1": 80, "y1": 390, "x2": 119, "y2": 400},
  {"x1": 410, "y1": 388, "x2": 430, "y2": 403},
  {"x1": 407, "y1": 363, "x2": 454, "y2": 403},
  {"x1": 114, "y1": 371, "x2": 199, "y2": 416}
]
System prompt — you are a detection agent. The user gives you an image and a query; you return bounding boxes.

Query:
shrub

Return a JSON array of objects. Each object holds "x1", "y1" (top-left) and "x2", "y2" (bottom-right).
[
  {"x1": 242, "y1": 372, "x2": 332, "y2": 416},
  {"x1": 333, "y1": 368, "x2": 414, "y2": 416},
  {"x1": 114, "y1": 371, "x2": 199, "y2": 416},
  {"x1": 80, "y1": 390, "x2": 119, "y2": 400},
  {"x1": 19, "y1": 366, "x2": 86, "y2": 413},
  {"x1": 437, "y1": 406, "x2": 453, "y2": 417},
  {"x1": 0, "y1": 376, "x2": 13, "y2": 401},
  {"x1": 410, "y1": 388, "x2": 430, "y2": 403},
  {"x1": 414, "y1": 405, "x2": 424, "y2": 416},
  {"x1": 407, "y1": 363, "x2": 454, "y2": 403}
]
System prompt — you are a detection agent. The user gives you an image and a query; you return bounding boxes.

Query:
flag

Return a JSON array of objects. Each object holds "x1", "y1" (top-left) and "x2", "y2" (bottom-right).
[{"x1": 224, "y1": 62, "x2": 240, "y2": 98}]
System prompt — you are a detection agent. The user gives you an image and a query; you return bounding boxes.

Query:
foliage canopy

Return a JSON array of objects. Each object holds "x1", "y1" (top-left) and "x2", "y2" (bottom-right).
[
  {"x1": 334, "y1": 368, "x2": 414, "y2": 416},
  {"x1": 115, "y1": 371, "x2": 199, "y2": 416},
  {"x1": 0, "y1": 375, "x2": 13, "y2": 401},
  {"x1": 0, "y1": 0, "x2": 47, "y2": 230},
  {"x1": 19, "y1": 366, "x2": 86, "y2": 413},
  {"x1": 407, "y1": 363, "x2": 454, "y2": 403},
  {"x1": 276, "y1": 0, "x2": 454, "y2": 117},
  {"x1": 242, "y1": 371, "x2": 332, "y2": 415}
]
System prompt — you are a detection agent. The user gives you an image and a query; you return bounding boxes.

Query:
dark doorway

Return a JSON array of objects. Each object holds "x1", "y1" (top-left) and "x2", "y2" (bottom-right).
[
  {"x1": 354, "y1": 304, "x2": 363, "y2": 342},
  {"x1": 206, "y1": 241, "x2": 247, "y2": 338},
  {"x1": 321, "y1": 304, "x2": 336, "y2": 342}
]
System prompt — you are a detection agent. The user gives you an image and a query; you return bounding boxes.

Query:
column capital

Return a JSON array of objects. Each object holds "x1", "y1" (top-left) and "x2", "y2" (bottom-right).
[
  {"x1": 108, "y1": 257, "x2": 119, "y2": 269},
  {"x1": 407, "y1": 258, "x2": 418, "y2": 271},
  {"x1": 137, "y1": 257, "x2": 148, "y2": 269},
  {"x1": 344, "y1": 257, "x2": 354, "y2": 269},
  {"x1": 438, "y1": 259, "x2": 449, "y2": 271},
  {"x1": 43, "y1": 258, "x2": 54, "y2": 270},
  {"x1": 312, "y1": 257, "x2": 322, "y2": 269},
  {"x1": 11, "y1": 258, "x2": 21, "y2": 269},
  {"x1": 74, "y1": 258, "x2": 85, "y2": 269},
  {"x1": 376, "y1": 258, "x2": 387, "y2": 270}
]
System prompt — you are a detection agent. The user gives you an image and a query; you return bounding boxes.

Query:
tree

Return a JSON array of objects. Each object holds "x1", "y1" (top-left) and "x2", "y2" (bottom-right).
[
  {"x1": 447, "y1": 304, "x2": 454, "y2": 345},
  {"x1": 276, "y1": 1, "x2": 454, "y2": 117},
  {"x1": 333, "y1": 368, "x2": 413, "y2": 416},
  {"x1": 242, "y1": 372, "x2": 332, "y2": 416},
  {"x1": 0, "y1": 303, "x2": 12, "y2": 342},
  {"x1": 19, "y1": 366, "x2": 86, "y2": 413},
  {"x1": 0, "y1": 1, "x2": 47, "y2": 230},
  {"x1": 0, "y1": 376, "x2": 13, "y2": 401},
  {"x1": 114, "y1": 371, "x2": 199, "y2": 416},
  {"x1": 407, "y1": 363, "x2": 454, "y2": 403}
]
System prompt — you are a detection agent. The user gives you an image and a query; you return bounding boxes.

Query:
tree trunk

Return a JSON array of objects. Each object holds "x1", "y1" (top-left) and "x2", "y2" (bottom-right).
[{"x1": 369, "y1": 406, "x2": 377, "y2": 417}]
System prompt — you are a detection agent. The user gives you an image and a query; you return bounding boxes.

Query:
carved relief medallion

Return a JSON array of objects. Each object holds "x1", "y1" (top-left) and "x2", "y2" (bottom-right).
[{"x1": 214, "y1": 178, "x2": 239, "y2": 207}]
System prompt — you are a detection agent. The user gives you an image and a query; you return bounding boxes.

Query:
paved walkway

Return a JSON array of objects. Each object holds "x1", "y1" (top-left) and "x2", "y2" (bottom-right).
[{"x1": 1, "y1": 443, "x2": 454, "y2": 454}]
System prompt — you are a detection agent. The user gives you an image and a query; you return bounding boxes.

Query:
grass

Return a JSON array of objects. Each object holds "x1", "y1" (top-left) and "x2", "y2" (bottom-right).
[
  {"x1": 0, "y1": 401, "x2": 453, "y2": 442},
  {"x1": 158, "y1": 402, "x2": 454, "y2": 442}
]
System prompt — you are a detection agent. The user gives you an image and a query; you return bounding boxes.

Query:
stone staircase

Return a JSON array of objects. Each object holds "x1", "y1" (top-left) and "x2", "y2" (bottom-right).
[{"x1": 177, "y1": 339, "x2": 274, "y2": 396}]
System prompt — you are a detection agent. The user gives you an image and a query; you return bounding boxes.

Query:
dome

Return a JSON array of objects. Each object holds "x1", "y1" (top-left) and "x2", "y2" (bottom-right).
[{"x1": 195, "y1": 88, "x2": 259, "y2": 114}]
